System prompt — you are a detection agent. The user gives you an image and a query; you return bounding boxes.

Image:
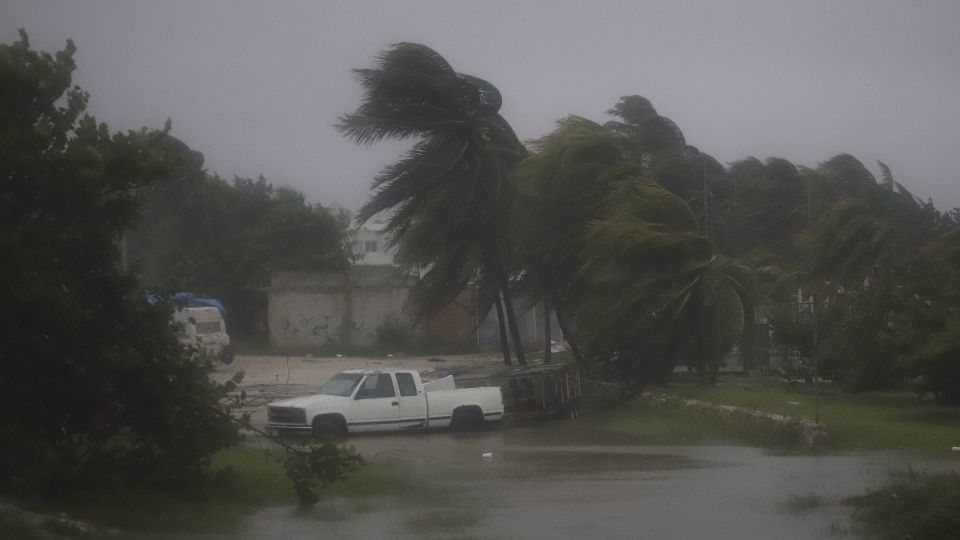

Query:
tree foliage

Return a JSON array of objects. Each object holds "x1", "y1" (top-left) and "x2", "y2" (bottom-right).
[
  {"x1": 513, "y1": 110, "x2": 753, "y2": 387},
  {"x1": 0, "y1": 31, "x2": 237, "y2": 494},
  {"x1": 127, "y1": 160, "x2": 352, "y2": 339},
  {"x1": 339, "y1": 43, "x2": 528, "y2": 363}
]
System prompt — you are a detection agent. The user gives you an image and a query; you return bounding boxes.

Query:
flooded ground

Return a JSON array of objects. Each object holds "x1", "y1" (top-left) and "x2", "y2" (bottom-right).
[
  {"x1": 233, "y1": 421, "x2": 960, "y2": 540},
  {"x1": 200, "y1": 356, "x2": 960, "y2": 539}
]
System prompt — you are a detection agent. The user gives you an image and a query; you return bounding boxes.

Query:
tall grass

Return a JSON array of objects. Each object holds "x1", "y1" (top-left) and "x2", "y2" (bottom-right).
[
  {"x1": 604, "y1": 376, "x2": 960, "y2": 451},
  {"x1": 36, "y1": 446, "x2": 419, "y2": 534}
]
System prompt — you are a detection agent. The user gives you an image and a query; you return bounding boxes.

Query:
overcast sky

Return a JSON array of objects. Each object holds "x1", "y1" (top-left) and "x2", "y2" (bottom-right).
[{"x1": 3, "y1": 0, "x2": 959, "y2": 211}]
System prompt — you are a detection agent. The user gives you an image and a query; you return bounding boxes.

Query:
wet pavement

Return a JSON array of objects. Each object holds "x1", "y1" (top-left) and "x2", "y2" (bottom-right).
[{"x1": 232, "y1": 420, "x2": 960, "y2": 540}]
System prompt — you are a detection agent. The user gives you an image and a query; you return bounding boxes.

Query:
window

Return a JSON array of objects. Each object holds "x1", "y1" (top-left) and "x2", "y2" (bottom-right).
[
  {"x1": 364, "y1": 240, "x2": 378, "y2": 253},
  {"x1": 355, "y1": 373, "x2": 395, "y2": 399},
  {"x1": 195, "y1": 321, "x2": 222, "y2": 334},
  {"x1": 318, "y1": 373, "x2": 364, "y2": 397},
  {"x1": 396, "y1": 373, "x2": 418, "y2": 397}
]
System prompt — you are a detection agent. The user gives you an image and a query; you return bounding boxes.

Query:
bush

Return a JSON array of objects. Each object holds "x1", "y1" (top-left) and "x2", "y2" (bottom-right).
[
  {"x1": 0, "y1": 31, "x2": 237, "y2": 496},
  {"x1": 847, "y1": 472, "x2": 960, "y2": 540}
]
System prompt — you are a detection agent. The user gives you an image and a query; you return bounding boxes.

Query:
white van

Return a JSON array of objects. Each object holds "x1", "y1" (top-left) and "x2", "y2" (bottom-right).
[{"x1": 173, "y1": 306, "x2": 234, "y2": 364}]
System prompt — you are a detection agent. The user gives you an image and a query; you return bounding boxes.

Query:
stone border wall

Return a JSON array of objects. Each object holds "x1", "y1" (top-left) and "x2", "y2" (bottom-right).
[{"x1": 638, "y1": 392, "x2": 830, "y2": 449}]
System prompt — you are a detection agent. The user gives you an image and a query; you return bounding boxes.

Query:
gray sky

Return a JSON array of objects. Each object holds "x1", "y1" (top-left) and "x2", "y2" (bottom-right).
[{"x1": 3, "y1": 0, "x2": 959, "y2": 210}]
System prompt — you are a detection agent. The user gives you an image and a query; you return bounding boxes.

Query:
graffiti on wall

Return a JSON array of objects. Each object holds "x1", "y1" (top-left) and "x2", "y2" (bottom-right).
[{"x1": 280, "y1": 313, "x2": 337, "y2": 342}]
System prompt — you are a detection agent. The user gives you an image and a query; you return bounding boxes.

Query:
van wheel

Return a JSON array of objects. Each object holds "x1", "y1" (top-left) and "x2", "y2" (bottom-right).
[{"x1": 220, "y1": 345, "x2": 235, "y2": 365}]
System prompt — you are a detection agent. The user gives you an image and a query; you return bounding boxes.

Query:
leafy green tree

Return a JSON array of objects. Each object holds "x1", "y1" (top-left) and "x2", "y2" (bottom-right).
[
  {"x1": 816, "y1": 260, "x2": 957, "y2": 392},
  {"x1": 0, "y1": 31, "x2": 237, "y2": 494},
  {"x1": 338, "y1": 43, "x2": 528, "y2": 364}
]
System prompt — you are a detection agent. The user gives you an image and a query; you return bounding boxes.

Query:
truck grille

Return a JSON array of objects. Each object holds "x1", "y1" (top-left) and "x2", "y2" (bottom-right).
[{"x1": 268, "y1": 407, "x2": 306, "y2": 424}]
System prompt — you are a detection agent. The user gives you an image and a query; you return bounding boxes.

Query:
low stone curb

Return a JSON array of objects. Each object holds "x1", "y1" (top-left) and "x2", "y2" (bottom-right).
[{"x1": 637, "y1": 392, "x2": 831, "y2": 449}]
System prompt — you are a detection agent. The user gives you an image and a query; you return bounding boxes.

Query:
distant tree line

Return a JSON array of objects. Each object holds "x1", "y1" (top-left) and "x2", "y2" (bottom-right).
[{"x1": 125, "y1": 145, "x2": 352, "y2": 340}]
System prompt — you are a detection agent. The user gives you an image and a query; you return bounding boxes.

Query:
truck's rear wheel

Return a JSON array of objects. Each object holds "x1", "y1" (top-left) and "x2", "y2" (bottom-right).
[{"x1": 450, "y1": 407, "x2": 483, "y2": 431}]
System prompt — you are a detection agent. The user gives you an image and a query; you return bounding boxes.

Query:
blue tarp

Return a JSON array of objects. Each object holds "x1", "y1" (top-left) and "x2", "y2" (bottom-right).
[{"x1": 146, "y1": 292, "x2": 226, "y2": 318}]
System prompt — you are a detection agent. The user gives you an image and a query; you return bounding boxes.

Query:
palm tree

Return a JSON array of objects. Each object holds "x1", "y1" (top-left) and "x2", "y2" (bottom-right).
[
  {"x1": 512, "y1": 116, "x2": 639, "y2": 366},
  {"x1": 513, "y1": 115, "x2": 753, "y2": 385},
  {"x1": 797, "y1": 155, "x2": 936, "y2": 284},
  {"x1": 604, "y1": 96, "x2": 734, "y2": 252},
  {"x1": 576, "y1": 180, "x2": 753, "y2": 385},
  {"x1": 338, "y1": 43, "x2": 528, "y2": 364},
  {"x1": 727, "y1": 157, "x2": 811, "y2": 260}
]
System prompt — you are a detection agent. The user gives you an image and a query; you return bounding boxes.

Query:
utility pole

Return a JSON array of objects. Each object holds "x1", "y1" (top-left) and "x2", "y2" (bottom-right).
[
  {"x1": 812, "y1": 292, "x2": 820, "y2": 425},
  {"x1": 807, "y1": 174, "x2": 820, "y2": 425},
  {"x1": 702, "y1": 156, "x2": 709, "y2": 240}
]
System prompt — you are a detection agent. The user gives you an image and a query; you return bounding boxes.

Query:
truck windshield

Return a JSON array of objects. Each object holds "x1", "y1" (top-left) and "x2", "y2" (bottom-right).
[{"x1": 318, "y1": 373, "x2": 364, "y2": 396}]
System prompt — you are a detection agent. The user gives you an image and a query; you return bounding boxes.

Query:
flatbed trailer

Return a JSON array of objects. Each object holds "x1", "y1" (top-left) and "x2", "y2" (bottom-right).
[{"x1": 426, "y1": 363, "x2": 582, "y2": 419}]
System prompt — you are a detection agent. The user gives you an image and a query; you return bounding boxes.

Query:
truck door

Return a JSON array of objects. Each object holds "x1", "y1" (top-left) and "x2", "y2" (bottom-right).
[
  {"x1": 395, "y1": 372, "x2": 427, "y2": 429},
  {"x1": 349, "y1": 373, "x2": 401, "y2": 432}
]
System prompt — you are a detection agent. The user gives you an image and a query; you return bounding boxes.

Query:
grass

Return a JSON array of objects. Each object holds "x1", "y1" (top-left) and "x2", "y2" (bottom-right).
[
  {"x1": 602, "y1": 375, "x2": 960, "y2": 451},
  {"x1": 41, "y1": 446, "x2": 294, "y2": 533},
  {"x1": 847, "y1": 472, "x2": 960, "y2": 539},
  {"x1": 35, "y1": 446, "x2": 421, "y2": 534},
  {"x1": 603, "y1": 401, "x2": 798, "y2": 447}
]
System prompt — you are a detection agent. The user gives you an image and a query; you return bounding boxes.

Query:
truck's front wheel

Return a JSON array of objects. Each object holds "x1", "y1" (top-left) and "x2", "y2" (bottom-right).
[{"x1": 311, "y1": 416, "x2": 345, "y2": 439}]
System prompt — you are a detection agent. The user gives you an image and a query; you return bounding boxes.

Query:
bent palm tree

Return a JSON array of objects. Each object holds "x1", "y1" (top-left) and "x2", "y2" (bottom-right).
[
  {"x1": 338, "y1": 43, "x2": 527, "y2": 364},
  {"x1": 513, "y1": 115, "x2": 753, "y2": 385}
]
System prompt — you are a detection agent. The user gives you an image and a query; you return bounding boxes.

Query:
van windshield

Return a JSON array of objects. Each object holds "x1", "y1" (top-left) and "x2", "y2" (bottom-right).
[
  {"x1": 318, "y1": 373, "x2": 364, "y2": 397},
  {"x1": 195, "y1": 321, "x2": 222, "y2": 334}
]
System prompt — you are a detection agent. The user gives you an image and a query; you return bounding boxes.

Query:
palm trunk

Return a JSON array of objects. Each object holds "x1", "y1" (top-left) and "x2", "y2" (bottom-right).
[
  {"x1": 494, "y1": 294, "x2": 512, "y2": 366},
  {"x1": 554, "y1": 304, "x2": 585, "y2": 366},
  {"x1": 500, "y1": 281, "x2": 526, "y2": 365},
  {"x1": 543, "y1": 298, "x2": 552, "y2": 365}
]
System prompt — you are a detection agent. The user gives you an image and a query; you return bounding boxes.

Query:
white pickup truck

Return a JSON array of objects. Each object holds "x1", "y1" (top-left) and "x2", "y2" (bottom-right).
[{"x1": 266, "y1": 369, "x2": 504, "y2": 437}]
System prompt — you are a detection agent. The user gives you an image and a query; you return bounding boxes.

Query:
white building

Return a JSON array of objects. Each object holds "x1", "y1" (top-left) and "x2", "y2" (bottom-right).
[{"x1": 351, "y1": 220, "x2": 396, "y2": 266}]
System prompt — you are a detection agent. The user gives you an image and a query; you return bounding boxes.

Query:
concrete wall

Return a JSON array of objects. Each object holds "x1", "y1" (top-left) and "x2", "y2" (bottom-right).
[
  {"x1": 269, "y1": 269, "x2": 564, "y2": 353},
  {"x1": 268, "y1": 268, "x2": 414, "y2": 349},
  {"x1": 269, "y1": 289, "x2": 347, "y2": 348},
  {"x1": 350, "y1": 286, "x2": 410, "y2": 346}
]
